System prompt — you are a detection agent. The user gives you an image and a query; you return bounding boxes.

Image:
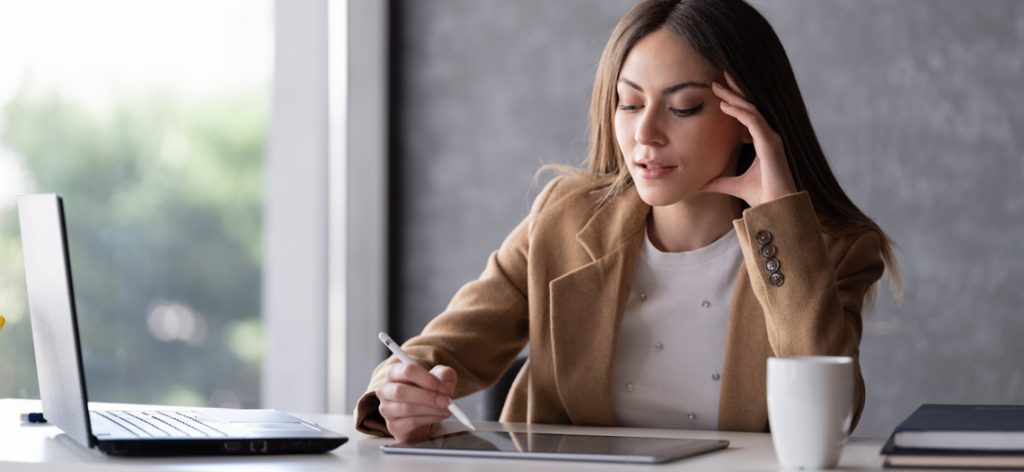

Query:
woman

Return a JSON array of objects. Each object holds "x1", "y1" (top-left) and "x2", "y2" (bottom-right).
[{"x1": 355, "y1": 0, "x2": 900, "y2": 441}]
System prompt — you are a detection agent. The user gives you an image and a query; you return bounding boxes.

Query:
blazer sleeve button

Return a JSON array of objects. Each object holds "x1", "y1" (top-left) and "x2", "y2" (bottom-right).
[
  {"x1": 770, "y1": 272, "x2": 785, "y2": 287},
  {"x1": 765, "y1": 257, "x2": 780, "y2": 273},
  {"x1": 759, "y1": 244, "x2": 777, "y2": 259},
  {"x1": 756, "y1": 230, "x2": 773, "y2": 246}
]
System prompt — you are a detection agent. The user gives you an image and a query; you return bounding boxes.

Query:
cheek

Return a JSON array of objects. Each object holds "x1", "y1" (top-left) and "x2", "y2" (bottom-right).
[
  {"x1": 705, "y1": 109, "x2": 743, "y2": 145},
  {"x1": 614, "y1": 116, "x2": 637, "y2": 174},
  {"x1": 613, "y1": 113, "x2": 633, "y2": 148},
  {"x1": 699, "y1": 117, "x2": 743, "y2": 175},
  {"x1": 682, "y1": 115, "x2": 741, "y2": 155}
]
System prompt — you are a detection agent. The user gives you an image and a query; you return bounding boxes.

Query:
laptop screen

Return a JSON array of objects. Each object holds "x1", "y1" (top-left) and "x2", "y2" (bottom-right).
[{"x1": 18, "y1": 194, "x2": 95, "y2": 449}]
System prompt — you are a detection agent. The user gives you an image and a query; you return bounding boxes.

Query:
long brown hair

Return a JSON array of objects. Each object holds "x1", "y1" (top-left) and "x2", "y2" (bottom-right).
[{"x1": 551, "y1": 0, "x2": 901, "y2": 297}]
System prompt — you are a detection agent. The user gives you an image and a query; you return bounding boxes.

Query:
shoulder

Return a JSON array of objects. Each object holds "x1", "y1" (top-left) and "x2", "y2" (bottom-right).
[
  {"x1": 528, "y1": 174, "x2": 610, "y2": 222},
  {"x1": 524, "y1": 174, "x2": 644, "y2": 246}
]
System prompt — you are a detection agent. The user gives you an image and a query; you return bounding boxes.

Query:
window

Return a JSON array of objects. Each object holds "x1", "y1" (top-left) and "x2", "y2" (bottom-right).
[{"x1": 0, "y1": 0, "x2": 272, "y2": 407}]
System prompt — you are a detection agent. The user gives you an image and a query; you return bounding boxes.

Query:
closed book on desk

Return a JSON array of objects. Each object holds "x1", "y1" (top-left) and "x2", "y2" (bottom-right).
[
  {"x1": 881, "y1": 404, "x2": 1024, "y2": 469},
  {"x1": 892, "y1": 404, "x2": 1024, "y2": 450},
  {"x1": 881, "y1": 436, "x2": 1024, "y2": 469}
]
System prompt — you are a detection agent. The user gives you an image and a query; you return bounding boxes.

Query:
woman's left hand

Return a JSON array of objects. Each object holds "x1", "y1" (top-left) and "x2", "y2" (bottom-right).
[{"x1": 702, "y1": 72, "x2": 798, "y2": 207}]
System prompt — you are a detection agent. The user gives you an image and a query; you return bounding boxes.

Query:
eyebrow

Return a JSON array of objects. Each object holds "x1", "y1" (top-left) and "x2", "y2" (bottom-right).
[{"x1": 618, "y1": 77, "x2": 710, "y2": 95}]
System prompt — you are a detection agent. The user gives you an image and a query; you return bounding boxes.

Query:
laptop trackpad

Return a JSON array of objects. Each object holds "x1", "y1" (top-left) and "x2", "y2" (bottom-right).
[
  {"x1": 192, "y1": 409, "x2": 302, "y2": 424},
  {"x1": 189, "y1": 409, "x2": 325, "y2": 435}
]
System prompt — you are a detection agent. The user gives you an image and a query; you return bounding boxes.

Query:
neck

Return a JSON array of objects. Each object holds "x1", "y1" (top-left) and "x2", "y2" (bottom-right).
[{"x1": 647, "y1": 192, "x2": 743, "y2": 253}]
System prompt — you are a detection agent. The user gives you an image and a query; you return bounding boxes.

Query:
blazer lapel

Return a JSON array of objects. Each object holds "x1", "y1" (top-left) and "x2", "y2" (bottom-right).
[{"x1": 548, "y1": 188, "x2": 648, "y2": 426}]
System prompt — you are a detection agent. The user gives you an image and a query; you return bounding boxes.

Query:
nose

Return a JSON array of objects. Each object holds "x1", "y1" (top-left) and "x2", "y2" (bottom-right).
[{"x1": 634, "y1": 107, "x2": 667, "y2": 146}]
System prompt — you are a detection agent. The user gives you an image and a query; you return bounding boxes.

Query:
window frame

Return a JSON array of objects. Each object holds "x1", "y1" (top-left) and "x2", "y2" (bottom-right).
[{"x1": 263, "y1": 0, "x2": 387, "y2": 414}]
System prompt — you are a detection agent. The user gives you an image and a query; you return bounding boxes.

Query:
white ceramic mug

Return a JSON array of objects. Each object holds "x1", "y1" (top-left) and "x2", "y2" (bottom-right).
[{"x1": 767, "y1": 356, "x2": 854, "y2": 469}]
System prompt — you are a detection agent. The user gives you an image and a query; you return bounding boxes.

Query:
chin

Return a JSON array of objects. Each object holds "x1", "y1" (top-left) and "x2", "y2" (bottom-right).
[{"x1": 634, "y1": 183, "x2": 689, "y2": 207}]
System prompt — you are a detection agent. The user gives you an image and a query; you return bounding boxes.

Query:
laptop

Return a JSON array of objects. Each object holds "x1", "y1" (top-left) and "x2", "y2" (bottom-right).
[{"x1": 17, "y1": 193, "x2": 348, "y2": 456}]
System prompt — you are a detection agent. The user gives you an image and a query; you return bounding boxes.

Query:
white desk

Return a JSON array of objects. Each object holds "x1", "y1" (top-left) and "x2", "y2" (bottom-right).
[{"x1": 0, "y1": 398, "x2": 896, "y2": 471}]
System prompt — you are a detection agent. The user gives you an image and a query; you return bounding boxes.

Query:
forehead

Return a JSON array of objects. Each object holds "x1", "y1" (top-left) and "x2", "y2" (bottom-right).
[{"x1": 618, "y1": 28, "x2": 718, "y2": 87}]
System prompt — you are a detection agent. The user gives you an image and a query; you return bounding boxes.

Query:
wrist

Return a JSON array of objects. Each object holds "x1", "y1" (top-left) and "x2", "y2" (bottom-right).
[{"x1": 761, "y1": 181, "x2": 798, "y2": 204}]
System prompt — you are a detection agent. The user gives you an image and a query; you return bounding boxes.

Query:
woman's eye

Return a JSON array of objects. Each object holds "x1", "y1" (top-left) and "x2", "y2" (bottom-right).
[
  {"x1": 671, "y1": 103, "x2": 704, "y2": 117},
  {"x1": 618, "y1": 104, "x2": 642, "y2": 112}
]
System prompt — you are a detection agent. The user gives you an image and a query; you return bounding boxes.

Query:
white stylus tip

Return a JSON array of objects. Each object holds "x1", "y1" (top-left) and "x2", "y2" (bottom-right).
[{"x1": 449, "y1": 404, "x2": 476, "y2": 431}]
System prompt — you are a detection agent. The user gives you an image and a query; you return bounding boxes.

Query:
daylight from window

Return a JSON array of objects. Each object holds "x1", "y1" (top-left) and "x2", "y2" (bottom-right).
[{"x1": 0, "y1": 0, "x2": 272, "y2": 408}]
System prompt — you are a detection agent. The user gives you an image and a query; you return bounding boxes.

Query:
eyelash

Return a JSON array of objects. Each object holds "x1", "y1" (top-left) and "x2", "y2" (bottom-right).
[
  {"x1": 617, "y1": 103, "x2": 704, "y2": 117},
  {"x1": 672, "y1": 103, "x2": 704, "y2": 117}
]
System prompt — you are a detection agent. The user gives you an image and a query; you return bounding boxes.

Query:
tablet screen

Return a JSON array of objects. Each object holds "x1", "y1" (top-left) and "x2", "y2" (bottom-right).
[{"x1": 381, "y1": 430, "x2": 729, "y2": 464}]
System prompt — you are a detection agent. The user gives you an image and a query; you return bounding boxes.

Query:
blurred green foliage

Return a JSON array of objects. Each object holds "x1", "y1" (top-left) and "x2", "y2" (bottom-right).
[{"x1": 0, "y1": 87, "x2": 265, "y2": 407}]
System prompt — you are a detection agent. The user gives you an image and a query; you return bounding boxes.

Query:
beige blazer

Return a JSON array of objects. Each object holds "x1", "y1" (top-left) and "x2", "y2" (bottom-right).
[{"x1": 355, "y1": 176, "x2": 883, "y2": 435}]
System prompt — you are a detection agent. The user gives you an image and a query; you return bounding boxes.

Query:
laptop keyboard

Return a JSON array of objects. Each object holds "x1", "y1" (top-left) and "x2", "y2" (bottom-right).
[{"x1": 95, "y1": 410, "x2": 228, "y2": 438}]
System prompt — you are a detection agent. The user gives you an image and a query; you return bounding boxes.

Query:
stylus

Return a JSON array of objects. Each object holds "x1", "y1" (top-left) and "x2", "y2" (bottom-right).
[{"x1": 378, "y1": 332, "x2": 477, "y2": 431}]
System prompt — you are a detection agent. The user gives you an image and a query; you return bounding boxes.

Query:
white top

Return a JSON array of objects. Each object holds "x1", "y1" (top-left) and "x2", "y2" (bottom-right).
[{"x1": 612, "y1": 226, "x2": 743, "y2": 430}]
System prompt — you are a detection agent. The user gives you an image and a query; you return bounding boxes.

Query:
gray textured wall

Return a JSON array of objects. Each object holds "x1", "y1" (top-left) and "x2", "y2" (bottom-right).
[{"x1": 389, "y1": 0, "x2": 1024, "y2": 439}]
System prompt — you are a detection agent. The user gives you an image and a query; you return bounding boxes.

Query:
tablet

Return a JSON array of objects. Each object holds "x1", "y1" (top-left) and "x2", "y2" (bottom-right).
[{"x1": 380, "y1": 430, "x2": 729, "y2": 464}]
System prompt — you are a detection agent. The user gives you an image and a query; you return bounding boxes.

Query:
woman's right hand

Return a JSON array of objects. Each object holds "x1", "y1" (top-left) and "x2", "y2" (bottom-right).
[{"x1": 376, "y1": 363, "x2": 457, "y2": 442}]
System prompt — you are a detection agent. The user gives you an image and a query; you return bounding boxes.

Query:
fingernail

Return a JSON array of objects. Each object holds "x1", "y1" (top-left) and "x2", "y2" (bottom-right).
[{"x1": 436, "y1": 395, "x2": 450, "y2": 407}]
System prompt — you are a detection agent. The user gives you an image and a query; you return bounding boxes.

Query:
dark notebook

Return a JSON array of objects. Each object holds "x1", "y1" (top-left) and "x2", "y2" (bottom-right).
[
  {"x1": 882, "y1": 436, "x2": 1024, "y2": 469},
  {"x1": 892, "y1": 404, "x2": 1024, "y2": 451},
  {"x1": 881, "y1": 404, "x2": 1024, "y2": 469}
]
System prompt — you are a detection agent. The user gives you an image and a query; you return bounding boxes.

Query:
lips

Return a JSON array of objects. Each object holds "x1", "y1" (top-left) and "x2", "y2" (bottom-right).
[
  {"x1": 637, "y1": 161, "x2": 676, "y2": 170},
  {"x1": 634, "y1": 159, "x2": 678, "y2": 179}
]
